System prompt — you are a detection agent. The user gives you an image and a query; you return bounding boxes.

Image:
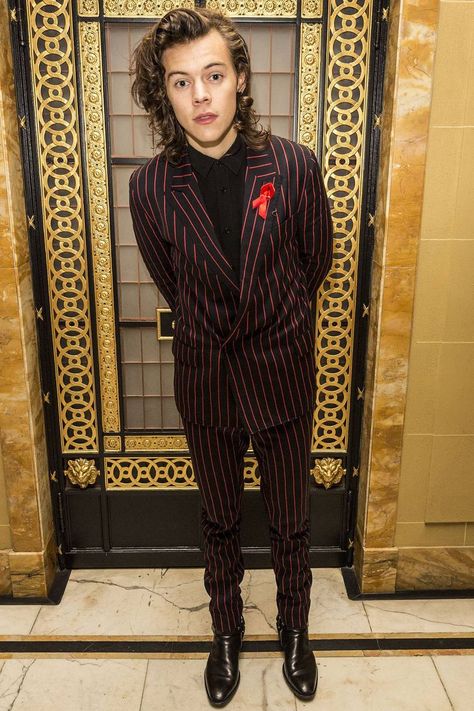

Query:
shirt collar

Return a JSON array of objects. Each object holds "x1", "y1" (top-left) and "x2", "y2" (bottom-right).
[{"x1": 187, "y1": 132, "x2": 245, "y2": 177}]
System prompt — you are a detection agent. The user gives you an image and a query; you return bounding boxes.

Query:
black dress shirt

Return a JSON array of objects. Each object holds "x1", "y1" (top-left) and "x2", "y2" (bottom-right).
[{"x1": 187, "y1": 132, "x2": 246, "y2": 282}]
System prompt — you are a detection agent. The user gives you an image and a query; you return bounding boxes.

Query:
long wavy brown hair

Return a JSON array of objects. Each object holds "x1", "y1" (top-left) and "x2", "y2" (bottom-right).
[{"x1": 130, "y1": 7, "x2": 271, "y2": 164}]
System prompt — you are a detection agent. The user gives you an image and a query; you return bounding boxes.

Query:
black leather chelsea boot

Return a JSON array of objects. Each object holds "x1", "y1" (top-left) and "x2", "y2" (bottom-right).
[
  {"x1": 276, "y1": 613, "x2": 317, "y2": 701},
  {"x1": 204, "y1": 615, "x2": 245, "y2": 707}
]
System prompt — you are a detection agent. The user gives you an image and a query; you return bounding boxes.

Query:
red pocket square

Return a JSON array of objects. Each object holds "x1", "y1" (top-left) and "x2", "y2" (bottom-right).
[{"x1": 252, "y1": 182, "x2": 275, "y2": 219}]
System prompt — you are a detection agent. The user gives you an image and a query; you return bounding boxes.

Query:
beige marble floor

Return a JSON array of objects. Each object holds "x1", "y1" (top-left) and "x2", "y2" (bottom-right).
[
  {"x1": 0, "y1": 656, "x2": 472, "y2": 711},
  {"x1": 0, "y1": 567, "x2": 472, "y2": 709},
  {"x1": 3, "y1": 567, "x2": 473, "y2": 637}
]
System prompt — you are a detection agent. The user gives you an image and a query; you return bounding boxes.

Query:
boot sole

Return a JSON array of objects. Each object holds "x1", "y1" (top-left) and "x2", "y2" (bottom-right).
[
  {"x1": 282, "y1": 662, "x2": 317, "y2": 701},
  {"x1": 204, "y1": 669, "x2": 241, "y2": 707}
]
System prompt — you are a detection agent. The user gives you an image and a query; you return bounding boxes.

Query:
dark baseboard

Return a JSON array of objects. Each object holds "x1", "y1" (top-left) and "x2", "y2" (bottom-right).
[
  {"x1": 62, "y1": 547, "x2": 346, "y2": 568},
  {"x1": 342, "y1": 566, "x2": 474, "y2": 599}
]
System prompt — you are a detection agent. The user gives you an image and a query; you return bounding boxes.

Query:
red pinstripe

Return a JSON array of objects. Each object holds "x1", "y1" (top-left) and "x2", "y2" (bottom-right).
[
  {"x1": 182, "y1": 405, "x2": 314, "y2": 633},
  {"x1": 129, "y1": 134, "x2": 332, "y2": 631},
  {"x1": 129, "y1": 135, "x2": 333, "y2": 434}
]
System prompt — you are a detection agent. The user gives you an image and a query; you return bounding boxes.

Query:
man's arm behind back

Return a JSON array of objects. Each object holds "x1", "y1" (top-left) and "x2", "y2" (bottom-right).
[
  {"x1": 129, "y1": 165, "x2": 178, "y2": 313},
  {"x1": 296, "y1": 147, "x2": 334, "y2": 302}
]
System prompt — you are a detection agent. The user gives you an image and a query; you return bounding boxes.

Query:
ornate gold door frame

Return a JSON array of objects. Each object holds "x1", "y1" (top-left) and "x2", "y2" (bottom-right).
[{"x1": 10, "y1": 0, "x2": 388, "y2": 566}]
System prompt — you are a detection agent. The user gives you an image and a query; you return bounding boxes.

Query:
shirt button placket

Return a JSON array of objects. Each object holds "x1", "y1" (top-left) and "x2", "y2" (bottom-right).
[{"x1": 218, "y1": 167, "x2": 231, "y2": 235}]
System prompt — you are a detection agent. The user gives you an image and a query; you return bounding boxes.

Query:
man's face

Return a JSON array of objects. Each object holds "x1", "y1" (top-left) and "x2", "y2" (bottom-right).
[{"x1": 162, "y1": 29, "x2": 246, "y2": 159}]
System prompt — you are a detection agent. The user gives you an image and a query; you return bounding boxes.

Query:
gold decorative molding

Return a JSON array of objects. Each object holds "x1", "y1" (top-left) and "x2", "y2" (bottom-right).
[
  {"x1": 25, "y1": 0, "x2": 99, "y2": 453},
  {"x1": 64, "y1": 458, "x2": 101, "y2": 488},
  {"x1": 78, "y1": 0, "x2": 99, "y2": 15},
  {"x1": 243, "y1": 457, "x2": 260, "y2": 487},
  {"x1": 104, "y1": 436, "x2": 122, "y2": 451},
  {"x1": 311, "y1": 457, "x2": 345, "y2": 489},
  {"x1": 103, "y1": 0, "x2": 299, "y2": 19},
  {"x1": 104, "y1": 0, "x2": 193, "y2": 18},
  {"x1": 106, "y1": 456, "x2": 262, "y2": 488},
  {"x1": 23, "y1": 0, "x2": 375, "y2": 468},
  {"x1": 206, "y1": 0, "x2": 296, "y2": 18},
  {"x1": 125, "y1": 435, "x2": 188, "y2": 451},
  {"x1": 301, "y1": 0, "x2": 322, "y2": 18},
  {"x1": 124, "y1": 435, "x2": 260, "y2": 454},
  {"x1": 106, "y1": 456, "x2": 197, "y2": 489},
  {"x1": 314, "y1": 0, "x2": 373, "y2": 451},
  {"x1": 78, "y1": 21, "x2": 121, "y2": 434},
  {"x1": 298, "y1": 22, "x2": 322, "y2": 151}
]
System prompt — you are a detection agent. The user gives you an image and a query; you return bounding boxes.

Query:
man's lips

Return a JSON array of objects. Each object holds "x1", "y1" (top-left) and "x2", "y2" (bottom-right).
[{"x1": 194, "y1": 113, "x2": 217, "y2": 124}]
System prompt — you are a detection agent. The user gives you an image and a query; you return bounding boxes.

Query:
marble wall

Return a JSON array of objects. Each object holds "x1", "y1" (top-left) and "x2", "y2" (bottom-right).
[
  {"x1": 394, "y1": 0, "x2": 474, "y2": 582},
  {"x1": 0, "y1": 0, "x2": 57, "y2": 597},
  {"x1": 0, "y1": 443, "x2": 10, "y2": 550},
  {"x1": 354, "y1": 0, "x2": 474, "y2": 592}
]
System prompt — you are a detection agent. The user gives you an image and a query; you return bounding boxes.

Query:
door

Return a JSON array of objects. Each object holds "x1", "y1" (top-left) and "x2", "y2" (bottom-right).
[{"x1": 8, "y1": 0, "x2": 388, "y2": 568}]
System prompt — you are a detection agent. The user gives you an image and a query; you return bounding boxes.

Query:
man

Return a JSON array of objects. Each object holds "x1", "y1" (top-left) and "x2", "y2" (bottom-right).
[{"x1": 129, "y1": 7, "x2": 333, "y2": 706}]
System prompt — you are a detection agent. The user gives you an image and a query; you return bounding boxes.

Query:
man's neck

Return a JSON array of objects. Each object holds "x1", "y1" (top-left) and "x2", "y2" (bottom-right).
[{"x1": 186, "y1": 127, "x2": 238, "y2": 160}]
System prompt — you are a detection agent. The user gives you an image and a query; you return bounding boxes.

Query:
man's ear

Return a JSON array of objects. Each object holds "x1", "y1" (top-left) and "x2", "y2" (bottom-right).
[{"x1": 237, "y1": 72, "x2": 246, "y2": 94}]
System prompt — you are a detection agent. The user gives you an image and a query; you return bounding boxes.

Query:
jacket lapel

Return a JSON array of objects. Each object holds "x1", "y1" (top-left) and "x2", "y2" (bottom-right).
[
  {"x1": 169, "y1": 139, "x2": 281, "y2": 335},
  {"x1": 170, "y1": 160, "x2": 239, "y2": 294},
  {"x1": 234, "y1": 147, "x2": 280, "y2": 330}
]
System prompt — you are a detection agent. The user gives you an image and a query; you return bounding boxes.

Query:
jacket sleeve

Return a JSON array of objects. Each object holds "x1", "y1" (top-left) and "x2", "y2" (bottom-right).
[
  {"x1": 296, "y1": 147, "x2": 333, "y2": 302},
  {"x1": 129, "y1": 167, "x2": 178, "y2": 313}
]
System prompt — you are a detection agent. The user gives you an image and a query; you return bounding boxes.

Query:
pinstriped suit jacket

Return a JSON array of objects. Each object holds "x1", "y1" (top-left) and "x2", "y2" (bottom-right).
[{"x1": 129, "y1": 134, "x2": 333, "y2": 434}]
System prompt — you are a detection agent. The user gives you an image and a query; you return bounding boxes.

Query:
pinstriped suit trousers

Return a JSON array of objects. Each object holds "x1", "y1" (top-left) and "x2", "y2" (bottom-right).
[{"x1": 182, "y1": 404, "x2": 314, "y2": 634}]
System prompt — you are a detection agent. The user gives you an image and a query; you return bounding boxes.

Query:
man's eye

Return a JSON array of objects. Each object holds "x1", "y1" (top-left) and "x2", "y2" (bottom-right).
[
  {"x1": 175, "y1": 80, "x2": 188, "y2": 88},
  {"x1": 210, "y1": 73, "x2": 223, "y2": 80}
]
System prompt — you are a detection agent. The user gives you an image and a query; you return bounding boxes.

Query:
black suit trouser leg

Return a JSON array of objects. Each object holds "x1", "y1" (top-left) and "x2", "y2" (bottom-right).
[{"x1": 182, "y1": 407, "x2": 314, "y2": 634}]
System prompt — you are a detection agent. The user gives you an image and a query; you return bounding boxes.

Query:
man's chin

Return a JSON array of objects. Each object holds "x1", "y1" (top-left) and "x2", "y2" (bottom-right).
[{"x1": 185, "y1": 124, "x2": 236, "y2": 151}]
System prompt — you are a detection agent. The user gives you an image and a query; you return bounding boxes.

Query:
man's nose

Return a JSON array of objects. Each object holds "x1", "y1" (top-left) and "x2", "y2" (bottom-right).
[{"x1": 192, "y1": 82, "x2": 210, "y2": 103}]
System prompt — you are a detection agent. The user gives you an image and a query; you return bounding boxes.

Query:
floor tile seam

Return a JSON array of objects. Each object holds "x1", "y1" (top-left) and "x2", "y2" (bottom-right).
[
  {"x1": 1, "y1": 632, "x2": 474, "y2": 641},
  {"x1": 0, "y1": 650, "x2": 473, "y2": 660},
  {"x1": 361, "y1": 599, "x2": 375, "y2": 637},
  {"x1": 0, "y1": 637, "x2": 474, "y2": 657},
  {"x1": 429, "y1": 655, "x2": 456, "y2": 711},
  {"x1": 138, "y1": 658, "x2": 149, "y2": 711}
]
